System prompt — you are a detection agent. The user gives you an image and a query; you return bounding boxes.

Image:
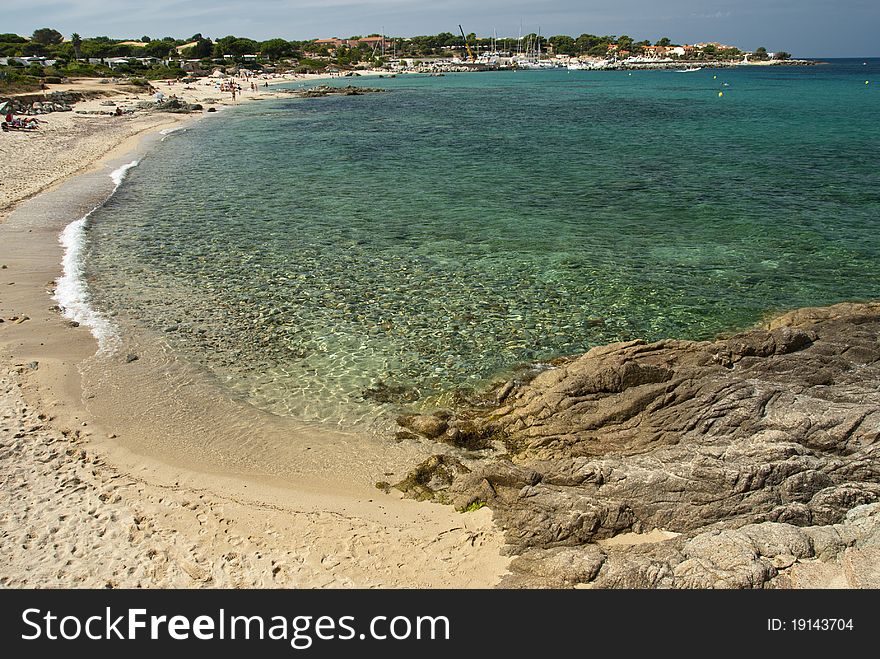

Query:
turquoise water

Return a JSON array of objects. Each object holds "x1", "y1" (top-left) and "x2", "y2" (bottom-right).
[{"x1": 85, "y1": 60, "x2": 880, "y2": 428}]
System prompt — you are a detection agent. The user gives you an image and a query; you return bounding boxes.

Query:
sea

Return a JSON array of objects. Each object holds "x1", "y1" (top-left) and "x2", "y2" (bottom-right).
[{"x1": 76, "y1": 59, "x2": 880, "y2": 432}]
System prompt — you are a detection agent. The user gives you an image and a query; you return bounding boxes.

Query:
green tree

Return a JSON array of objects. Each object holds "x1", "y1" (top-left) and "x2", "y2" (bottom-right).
[
  {"x1": 141, "y1": 35, "x2": 152, "y2": 43},
  {"x1": 71, "y1": 33, "x2": 82, "y2": 60},
  {"x1": 23, "y1": 41, "x2": 48, "y2": 56},
  {"x1": 0, "y1": 33, "x2": 27, "y2": 43},
  {"x1": 185, "y1": 38, "x2": 214, "y2": 59},
  {"x1": 657, "y1": 37, "x2": 671, "y2": 47},
  {"x1": 213, "y1": 35, "x2": 259, "y2": 57},
  {"x1": 772, "y1": 51, "x2": 791, "y2": 60},
  {"x1": 81, "y1": 36, "x2": 114, "y2": 59},
  {"x1": 754, "y1": 46, "x2": 769, "y2": 60},
  {"x1": 549, "y1": 35, "x2": 576, "y2": 56},
  {"x1": 260, "y1": 38, "x2": 294, "y2": 60},
  {"x1": 574, "y1": 34, "x2": 599, "y2": 53},
  {"x1": 32, "y1": 28, "x2": 64, "y2": 45},
  {"x1": 142, "y1": 39, "x2": 176, "y2": 58},
  {"x1": 112, "y1": 44, "x2": 134, "y2": 57}
]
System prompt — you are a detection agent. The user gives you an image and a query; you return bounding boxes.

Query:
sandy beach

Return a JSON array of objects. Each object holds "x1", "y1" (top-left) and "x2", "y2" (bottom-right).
[{"x1": 0, "y1": 76, "x2": 510, "y2": 588}]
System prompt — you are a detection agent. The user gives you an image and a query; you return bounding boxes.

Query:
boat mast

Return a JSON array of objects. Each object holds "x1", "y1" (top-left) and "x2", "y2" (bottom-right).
[
  {"x1": 537, "y1": 26, "x2": 541, "y2": 62},
  {"x1": 518, "y1": 19, "x2": 522, "y2": 57}
]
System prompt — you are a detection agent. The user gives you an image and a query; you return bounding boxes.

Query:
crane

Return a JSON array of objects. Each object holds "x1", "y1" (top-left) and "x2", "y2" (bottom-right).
[{"x1": 459, "y1": 25, "x2": 476, "y2": 62}]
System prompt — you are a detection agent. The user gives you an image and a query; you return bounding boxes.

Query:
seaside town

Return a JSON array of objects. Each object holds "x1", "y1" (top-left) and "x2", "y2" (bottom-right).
[{"x1": 1, "y1": 28, "x2": 801, "y2": 96}]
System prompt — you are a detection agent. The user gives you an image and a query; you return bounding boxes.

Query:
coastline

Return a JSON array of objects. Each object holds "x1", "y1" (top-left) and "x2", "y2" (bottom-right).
[
  {"x1": 3, "y1": 63, "x2": 877, "y2": 589},
  {"x1": 0, "y1": 69, "x2": 388, "y2": 215},
  {"x1": 0, "y1": 86, "x2": 510, "y2": 587}
]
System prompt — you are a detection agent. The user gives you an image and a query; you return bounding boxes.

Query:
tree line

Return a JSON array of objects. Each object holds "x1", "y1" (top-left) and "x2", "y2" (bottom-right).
[{"x1": 2, "y1": 28, "x2": 789, "y2": 62}]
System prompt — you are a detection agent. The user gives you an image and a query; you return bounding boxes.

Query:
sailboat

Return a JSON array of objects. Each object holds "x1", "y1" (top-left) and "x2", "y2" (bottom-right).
[{"x1": 515, "y1": 27, "x2": 556, "y2": 69}]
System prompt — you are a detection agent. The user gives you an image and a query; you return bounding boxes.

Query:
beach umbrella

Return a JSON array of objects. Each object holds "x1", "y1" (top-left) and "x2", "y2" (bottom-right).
[{"x1": 0, "y1": 101, "x2": 9, "y2": 115}]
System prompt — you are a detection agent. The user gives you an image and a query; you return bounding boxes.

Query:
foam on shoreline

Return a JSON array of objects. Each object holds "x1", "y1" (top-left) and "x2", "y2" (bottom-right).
[
  {"x1": 159, "y1": 126, "x2": 186, "y2": 140},
  {"x1": 53, "y1": 160, "x2": 140, "y2": 352}
]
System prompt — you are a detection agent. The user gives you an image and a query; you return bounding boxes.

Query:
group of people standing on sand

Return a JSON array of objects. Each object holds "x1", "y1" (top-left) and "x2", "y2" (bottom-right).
[
  {"x1": 219, "y1": 80, "x2": 243, "y2": 100},
  {"x1": 217, "y1": 77, "x2": 269, "y2": 101}
]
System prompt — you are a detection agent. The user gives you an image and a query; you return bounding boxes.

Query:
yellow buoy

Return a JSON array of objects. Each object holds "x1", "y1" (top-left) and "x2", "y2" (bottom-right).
[
  {"x1": 713, "y1": 75, "x2": 717, "y2": 79},
  {"x1": 718, "y1": 91, "x2": 724, "y2": 97}
]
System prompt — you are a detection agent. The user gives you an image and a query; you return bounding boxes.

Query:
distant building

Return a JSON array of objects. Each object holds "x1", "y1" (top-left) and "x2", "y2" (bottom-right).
[
  {"x1": 312, "y1": 36, "x2": 394, "y2": 52},
  {"x1": 105, "y1": 56, "x2": 160, "y2": 68},
  {"x1": 313, "y1": 38, "x2": 345, "y2": 48},
  {"x1": 6, "y1": 56, "x2": 56, "y2": 66},
  {"x1": 693, "y1": 42, "x2": 738, "y2": 51},
  {"x1": 643, "y1": 45, "x2": 671, "y2": 58},
  {"x1": 354, "y1": 36, "x2": 393, "y2": 50}
]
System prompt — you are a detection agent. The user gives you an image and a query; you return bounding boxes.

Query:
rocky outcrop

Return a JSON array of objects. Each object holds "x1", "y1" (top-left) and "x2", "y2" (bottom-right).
[
  {"x1": 500, "y1": 503, "x2": 880, "y2": 588},
  {"x1": 394, "y1": 302, "x2": 880, "y2": 587},
  {"x1": 5, "y1": 91, "x2": 83, "y2": 114},
  {"x1": 283, "y1": 85, "x2": 386, "y2": 98}
]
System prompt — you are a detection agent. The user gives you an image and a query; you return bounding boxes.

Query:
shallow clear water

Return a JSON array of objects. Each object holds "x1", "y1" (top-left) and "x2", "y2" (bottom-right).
[{"x1": 85, "y1": 60, "x2": 880, "y2": 428}]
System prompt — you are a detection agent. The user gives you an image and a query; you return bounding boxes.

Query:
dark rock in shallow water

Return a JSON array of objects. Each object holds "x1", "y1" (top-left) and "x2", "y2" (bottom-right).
[
  {"x1": 394, "y1": 302, "x2": 880, "y2": 587},
  {"x1": 397, "y1": 413, "x2": 448, "y2": 439},
  {"x1": 361, "y1": 381, "x2": 419, "y2": 404},
  {"x1": 393, "y1": 455, "x2": 470, "y2": 502},
  {"x1": 285, "y1": 85, "x2": 387, "y2": 99}
]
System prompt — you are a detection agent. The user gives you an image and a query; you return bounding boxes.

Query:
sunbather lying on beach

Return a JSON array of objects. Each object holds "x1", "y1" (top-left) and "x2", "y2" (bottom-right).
[{"x1": 2, "y1": 117, "x2": 40, "y2": 131}]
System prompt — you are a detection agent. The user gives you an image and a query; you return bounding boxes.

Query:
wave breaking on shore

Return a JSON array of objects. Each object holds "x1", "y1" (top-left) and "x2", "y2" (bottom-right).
[{"x1": 53, "y1": 160, "x2": 139, "y2": 352}]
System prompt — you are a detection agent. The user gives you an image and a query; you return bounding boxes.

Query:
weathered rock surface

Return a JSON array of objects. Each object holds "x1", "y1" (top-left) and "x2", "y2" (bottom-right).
[
  {"x1": 283, "y1": 85, "x2": 386, "y2": 98},
  {"x1": 5, "y1": 91, "x2": 82, "y2": 114},
  {"x1": 395, "y1": 302, "x2": 880, "y2": 587}
]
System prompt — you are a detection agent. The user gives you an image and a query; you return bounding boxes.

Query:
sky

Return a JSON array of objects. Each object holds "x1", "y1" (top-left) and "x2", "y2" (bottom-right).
[{"x1": 4, "y1": 0, "x2": 878, "y2": 57}]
